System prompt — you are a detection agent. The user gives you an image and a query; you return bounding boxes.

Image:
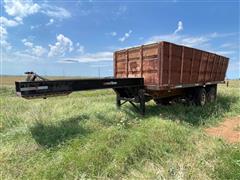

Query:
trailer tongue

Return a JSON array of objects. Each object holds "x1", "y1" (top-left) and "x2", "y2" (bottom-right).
[{"x1": 15, "y1": 72, "x2": 146, "y2": 115}]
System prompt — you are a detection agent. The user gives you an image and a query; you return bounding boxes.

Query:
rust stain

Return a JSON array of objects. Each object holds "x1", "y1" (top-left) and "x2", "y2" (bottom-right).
[{"x1": 114, "y1": 41, "x2": 228, "y2": 89}]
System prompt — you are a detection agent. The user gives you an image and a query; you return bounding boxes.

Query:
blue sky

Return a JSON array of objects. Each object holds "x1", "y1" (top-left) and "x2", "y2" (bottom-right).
[{"x1": 1, "y1": 0, "x2": 239, "y2": 78}]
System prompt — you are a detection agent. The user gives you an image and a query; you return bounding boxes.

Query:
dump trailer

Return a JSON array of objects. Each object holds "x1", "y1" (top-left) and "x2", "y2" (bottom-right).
[
  {"x1": 114, "y1": 41, "x2": 229, "y2": 106},
  {"x1": 15, "y1": 41, "x2": 229, "y2": 115}
]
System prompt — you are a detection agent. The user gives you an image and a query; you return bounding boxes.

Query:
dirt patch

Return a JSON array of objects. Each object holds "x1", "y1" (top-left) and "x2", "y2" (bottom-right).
[{"x1": 205, "y1": 116, "x2": 240, "y2": 143}]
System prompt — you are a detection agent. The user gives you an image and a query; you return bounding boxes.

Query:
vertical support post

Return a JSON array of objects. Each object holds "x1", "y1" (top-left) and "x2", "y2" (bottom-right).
[
  {"x1": 198, "y1": 51, "x2": 203, "y2": 82},
  {"x1": 116, "y1": 94, "x2": 121, "y2": 109},
  {"x1": 204, "y1": 53, "x2": 210, "y2": 83},
  {"x1": 139, "y1": 89, "x2": 145, "y2": 115},
  {"x1": 210, "y1": 55, "x2": 216, "y2": 80},
  {"x1": 140, "y1": 46, "x2": 143, "y2": 77},
  {"x1": 214, "y1": 56, "x2": 221, "y2": 81},
  {"x1": 216, "y1": 56, "x2": 222, "y2": 81},
  {"x1": 126, "y1": 50, "x2": 129, "y2": 78},
  {"x1": 158, "y1": 43, "x2": 161, "y2": 87},
  {"x1": 219, "y1": 57, "x2": 225, "y2": 80},
  {"x1": 168, "y1": 44, "x2": 172, "y2": 86},
  {"x1": 114, "y1": 52, "x2": 117, "y2": 78},
  {"x1": 180, "y1": 46, "x2": 184, "y2": 83},
  {"x1": 189, "y1": 49, "x2": 195, "y2": 83},
  {"x1": 160, "y1": 42, "x2": 164, "y2": 86}
]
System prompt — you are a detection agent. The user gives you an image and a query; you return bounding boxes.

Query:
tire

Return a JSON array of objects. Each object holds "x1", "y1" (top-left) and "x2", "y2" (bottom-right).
[
  {"x1": 154, "y1": 98, "x2": 171, "y2": 105},
  {"x1": 207, "y1": 86, "x2": 217, "y2": 103},
  {"x1": 194, "y1": 88, "x2": 207, "y2": 106}
]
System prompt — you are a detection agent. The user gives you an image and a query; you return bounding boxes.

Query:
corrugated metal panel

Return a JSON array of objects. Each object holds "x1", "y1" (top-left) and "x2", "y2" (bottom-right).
[{"x1": 114, "y1": 41, "x2": 229, "y2": 90}]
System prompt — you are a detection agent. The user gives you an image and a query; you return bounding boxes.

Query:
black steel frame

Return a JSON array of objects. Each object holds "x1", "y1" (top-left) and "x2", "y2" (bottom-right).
[
  {"x1": 114, "y1": 88, "x2": 146, "y2": 115},
  {"x1": 15, "y1": 77, "x2": 146, "y2": 115}
]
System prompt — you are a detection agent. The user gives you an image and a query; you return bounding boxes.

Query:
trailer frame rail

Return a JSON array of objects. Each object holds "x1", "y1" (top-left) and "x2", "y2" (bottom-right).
[{"x1": 15, "y1": 76, "x2": 146, "y2": 115}]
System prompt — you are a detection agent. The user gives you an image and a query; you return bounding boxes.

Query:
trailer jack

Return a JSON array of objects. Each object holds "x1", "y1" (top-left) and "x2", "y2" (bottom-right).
[{"x1": 115, "y1": 89, "x2": 145, "y2": 115}]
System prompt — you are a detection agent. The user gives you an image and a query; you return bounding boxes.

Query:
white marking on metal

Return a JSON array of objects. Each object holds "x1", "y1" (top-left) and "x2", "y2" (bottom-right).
[
  {"x1": 103, "y1": 81, "x2": 117, "y2": 85},
  {"x1": 20, "y1": 86, "x2": 48, "y2": 91},
  {"x1": 175, "y1": 85, "x2": 182, "y2": 88}
]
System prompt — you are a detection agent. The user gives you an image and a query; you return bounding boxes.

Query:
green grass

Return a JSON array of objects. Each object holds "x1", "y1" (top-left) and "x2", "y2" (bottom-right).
[{"x1": 0, "y1": 80, "x2": 240, "y2": 179}]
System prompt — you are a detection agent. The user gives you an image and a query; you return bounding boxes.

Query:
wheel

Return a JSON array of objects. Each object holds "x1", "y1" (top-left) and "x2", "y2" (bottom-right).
[
  {"x1": 207, "y1": 86, "x2": 217, "y2": 103},
  {"x1": 186, "y1": 91, "x2": 195, "y2": 106},
  {"x1": 194, "y1": 88, "x2": 207, "y2": 106},
  {"x1": 154, "y1": 98, "x2": 171, "y2": 105}
]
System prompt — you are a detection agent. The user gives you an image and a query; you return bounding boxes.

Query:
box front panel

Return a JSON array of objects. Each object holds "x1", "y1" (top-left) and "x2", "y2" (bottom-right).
[{"x1": 115, "y1": 44, "x2": 160, "y2": 88}]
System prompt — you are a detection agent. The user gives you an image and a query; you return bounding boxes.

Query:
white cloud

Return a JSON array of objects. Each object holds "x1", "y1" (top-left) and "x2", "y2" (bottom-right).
[
  {"x1": 46, "y1": 18, "x2": 54, "y2": 26},
  {"x1": 209, "y1": 32, "x2": 236, "y2": 38},
  {"x1": 146, "y1": 21, "x2": 237, "y2": 49},
  {"x1": 220, "y1": 42, "x2": 238, "y2": 49},
  {"x1": 106, "y1": 32, "x2": 117, "y2": 37},
  {"x1": 23, "y1": 41, "x2": 33, "y2": 48},
  {"x1": 3, "y1": 0, "x2": 40, "y2": 18},
  {"x1": 220, "y1": 43, "x2": 233, "y2": 48},
  {"x1": 0, "y1": 26, "x2": 8, "y2": 37},
  {"x1": 119, "y1": 30, "x2": 132, "y2": 42},
  {"x1": 3, "y1": 0, "x2": 71, "y2": 20},
  {"x1": 0, "y1": 40, "x2": 12, "y2": 51},
  {"x1": 0, "y1": 39, "x2": 12, "y2": 51},
  {"x1": 0, "y1": 16, "x2": 20, "y2": 50},
  {"x1": 1, "y1": 1, "x2": 71, "y2": 51},
  {"x1": 41, "y1": 4, "x2": 71, "y2": 19},
  {"x1": 30, "y1": 24, "x2": 41, "y2": 30},
  {"x1": 3, "y1": 50, "x2": 41, "y2": 63},
  {"x1": 116, "y1": 6, "x2": 127, "y2": 16},
  {"x1": 76, "y1": 43, "x2": 85, "y2": 54},
  {"x1": 14, "y1": 16, "x2": 23, "y2": 23},
  {"x1": 32, "y1": 46, "x2": 47, "y2": 57},
  {"x1": 227, "y1": 61, "x2": 240, "y2": 78},
  {"x1": 0, "y1": 26, "x2": 12, "y2": 50},
  {"x1": 110, "y1": 32, "x2": 117, "y2": 36},
  {"x1": 48, "y1": 34, "x2": 74, "y2": 57},
  {"x1": 77, "y1": 46, "x2": 85, "y2": 53},
  {"x1": 145, "y1": 30, "x2": 238, "y2": 58},
  {"x1": 213, "y1": 50, "x2": 236, "y2": 56},
  {"x1": 22, "y1": 39, "x2": 46, "y2": 57},
  {"x1": 174, "y1": 21, "x2": 183, "y2": 34},
  {"x1": 146, "y1": 33, "x2": 229, "y2": 48},
  {"x1": 0, "y1": 16, "x2": 19, "y2": 27},
  {"x1": 60, "y1": 51, "x2": 113, "y2": 63},
  {"x1": 181, "y1": 36, "x2": 209, "y2": 47},
  {"x1": 147, "y1": 34, "x2": 182, "y2": 44}
]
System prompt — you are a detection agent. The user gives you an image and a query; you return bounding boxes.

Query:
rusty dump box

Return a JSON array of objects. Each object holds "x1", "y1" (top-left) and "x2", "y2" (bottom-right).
[{"x1": 114, "y1": 41, "x2": 229, "y2": 91}]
